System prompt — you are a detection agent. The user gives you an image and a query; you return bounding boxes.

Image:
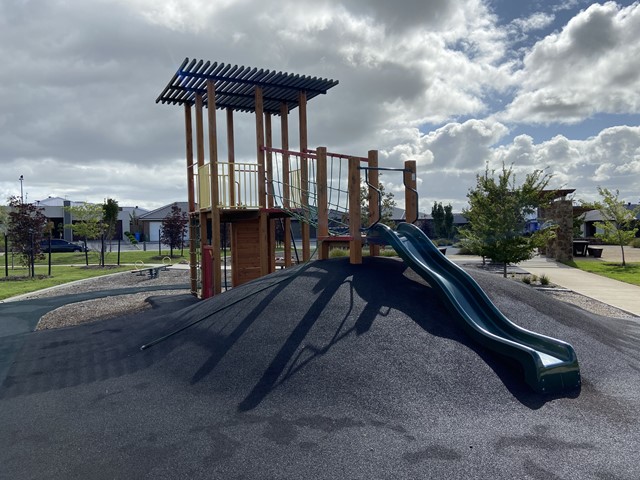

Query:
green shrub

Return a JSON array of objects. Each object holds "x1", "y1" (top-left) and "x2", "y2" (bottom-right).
[
  {"x1": 522, "y1": 276, "x2": 532, "y2": 285},
  {"x1": 631, "y1": 238, "x2": 640, "y2": 248},
  {"x1": 539, "y1": 274, "x2": 550, "y2": 286},
  {"x1": 329, "y1": 248, "x2": 349, "y2": 258}
]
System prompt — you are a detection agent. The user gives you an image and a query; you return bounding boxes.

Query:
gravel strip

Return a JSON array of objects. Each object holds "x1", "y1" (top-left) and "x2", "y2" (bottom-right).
[
  {"x1": 541, "y1": 289, "x2": 638, "y2": 319},
  {"x1": 24, "y1": 268, "x2": 191, "y2": 330},
  {"x1": 20, "y1": 268, "x2": 191, "y2": 300}
]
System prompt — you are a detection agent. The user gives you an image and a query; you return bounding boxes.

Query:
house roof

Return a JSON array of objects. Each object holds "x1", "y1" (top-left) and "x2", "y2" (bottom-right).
[
  {"x1": 139, "y1": 202, "x2": 191, "y2": 221},
  {"x1": 36, "y1": 196, "x2": 84, "y2": 207},
  {"x1": 583, "y1": 205, "x2": 640, "y2": 222},
  {"x1": 156, "y1": 58, "x2": 339, "y2": 115}
]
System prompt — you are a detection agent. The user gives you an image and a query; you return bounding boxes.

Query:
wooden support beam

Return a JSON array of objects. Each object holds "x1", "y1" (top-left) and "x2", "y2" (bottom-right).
[
  {"x1": 207, "y1": 80, "x2": 221, "y2": 295},
  {"x1": 255, "y1": 87, "x2": 269, "y2": 276},
  {"x1": 195, "y1": 94, "x2": 205, "y2": 168},
  {"x1": 281, "y1": 102, "x2": 292, "y2": 267},
  {"x1": 265, "y1": 113, "x2": 274, "y2": 208},
  {"x1": 184, "y1": 103, "x2": 198, "y2": 295},
  {"x1": 259, "y1": 212, "x2": 269, "y2": 276},
  {"x1": 265, "y1": 112, "x2": 275, "y2": 272},
  {"x1": 255, "y1": 87, "x2": 266, "y2": 208},
  {"x1": 226, "y1": 108, "x2": 236, "y2": 207},
  {"x1": 349, "y1": 156, "x2": 362, "y2": 264},
  {"x1": 368, "y1": 150, "x2": 380, "y2": 257},
  {"x1": 195, "y1": 93, "x2": 207, "y2": 297},
  {"x1": 404, "y1": 160, "x2": 418, "y2": 224},
  {"x1": 298, "y1": 90, "x2": 310, "y2": 261},
  {"x1": 316, "y1": 147, "x2": 329, "y2": 260}
]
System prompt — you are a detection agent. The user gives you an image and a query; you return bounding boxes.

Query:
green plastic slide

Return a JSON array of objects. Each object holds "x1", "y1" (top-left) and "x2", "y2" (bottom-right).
[{"x1": 367, "y1": 222, "x2": 581, "y2": 394}]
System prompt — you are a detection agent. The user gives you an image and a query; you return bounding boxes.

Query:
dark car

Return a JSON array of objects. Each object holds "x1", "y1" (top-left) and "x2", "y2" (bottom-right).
[{"x1": 40, "y1": 239, "x2": 85, "y2": 253}]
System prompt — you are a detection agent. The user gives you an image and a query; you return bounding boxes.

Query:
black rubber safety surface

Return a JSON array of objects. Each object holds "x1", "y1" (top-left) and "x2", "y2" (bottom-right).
[{"x1": 1, "y1": 257, "x2": 639, "y2": 479}]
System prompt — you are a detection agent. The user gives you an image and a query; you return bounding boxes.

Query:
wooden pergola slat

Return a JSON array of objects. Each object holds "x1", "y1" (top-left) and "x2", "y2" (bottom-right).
[{"x1": 156, "y1": 57, "x2": 338, "y2": 114}]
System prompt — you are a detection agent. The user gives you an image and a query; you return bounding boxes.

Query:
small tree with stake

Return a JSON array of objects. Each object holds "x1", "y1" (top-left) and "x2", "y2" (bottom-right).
[
  {"x1": 459, "y1": 164, "x2": 555, "y2": 277},
  {"x1": 65, "y1": 202, "x2": 104, "y2": 266},
  {"x1": 160, "y1": 203, "x2": 188, "y2": 257},
  {"x1": 594, "y1": 187, "x2": 640, "y2": 267},
  {"x1": 7, "y1": 196, "x2": 48, "y2": 273}
]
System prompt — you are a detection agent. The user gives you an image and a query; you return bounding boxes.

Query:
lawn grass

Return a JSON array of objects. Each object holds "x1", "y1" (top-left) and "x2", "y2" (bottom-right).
[
  {"x1": 566, "y1": 260, "x2": 640, "y2": 287},
  {"x1": 0, "y1": 265, "x2": 133, "y2": 301},
  {"x1": 29, "y1": 250, "x2": 186, "y2": 266},
  {"x1": 1, "y1": 249, "x2": 188, "y2": 300}
]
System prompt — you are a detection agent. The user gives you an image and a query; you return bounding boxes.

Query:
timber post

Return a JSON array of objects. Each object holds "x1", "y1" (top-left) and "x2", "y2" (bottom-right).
[{"x1": 348, "y1": 156, "x2": 362, "y2": 264}]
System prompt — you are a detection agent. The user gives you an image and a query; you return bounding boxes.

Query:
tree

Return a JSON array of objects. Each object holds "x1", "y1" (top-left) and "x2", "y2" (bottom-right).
[
  {"x1": 593, "y1": 187, "x2": 639, "y2": 267},
  {"x1": 444, "y1": 204, "x2": 454, "y2": 240},
  {"x1": 361, "y1": 182, "x2": 396, "y2": 227},
  {"x1": 459, "y1": 164, "x2": 554, "y2": 277},
  {"x1": 431, "y1": 202, "x2": 454, "y2": 240},
  {"x1": 160, "y1": 203, "x2": 188, "y2": 256},
  {"x1": 431, "y1": 202, "x2": 445, "y2": 238},
  {"x1": 7, "y1": 196, "x2": 48, "y2": 269},
  {"x1": 65, "y1": 202, "x2": 104, "y2": 266},
  {"x1": 102, "y1": 198, "x2": 119, "y2": 244}
]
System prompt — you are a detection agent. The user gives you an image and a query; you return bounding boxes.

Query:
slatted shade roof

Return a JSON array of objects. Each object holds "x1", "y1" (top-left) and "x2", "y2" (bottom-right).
[{"x1": 156, "y1": 58, "x2": 339, "y2": 115}]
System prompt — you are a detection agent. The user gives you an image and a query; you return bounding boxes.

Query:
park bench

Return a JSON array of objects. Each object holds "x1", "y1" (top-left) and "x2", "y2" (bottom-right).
[{"x1": 587, "y1": 246, "x2": 603, "y2": 258}]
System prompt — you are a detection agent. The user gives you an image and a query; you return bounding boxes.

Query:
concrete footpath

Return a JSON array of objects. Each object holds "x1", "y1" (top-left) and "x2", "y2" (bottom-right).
[{"x1": 519, "y1": 255, "x2": 640, "y2": 317}]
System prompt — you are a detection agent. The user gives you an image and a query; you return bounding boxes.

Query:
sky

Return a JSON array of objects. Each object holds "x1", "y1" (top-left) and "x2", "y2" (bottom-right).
[{"x1": 1, "y1": 0, "x2": 639, "y2": 213}]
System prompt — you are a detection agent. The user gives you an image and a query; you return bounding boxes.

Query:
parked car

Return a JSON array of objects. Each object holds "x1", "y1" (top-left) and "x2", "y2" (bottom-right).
[{"x1": 40, "y1": 239, "x2": 86, "y2": 253}]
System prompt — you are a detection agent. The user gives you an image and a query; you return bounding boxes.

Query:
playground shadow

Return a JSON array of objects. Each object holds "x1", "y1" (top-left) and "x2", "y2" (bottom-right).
[
  {"x1": 0, "y1": 294, "x2": 200, "y2": 400},
  {"x1": 1, "y1": 256, "x2": 581, "y2": 411},
  {"x1": 224, "y1": 257, "x2": 576, "y2": 411}
]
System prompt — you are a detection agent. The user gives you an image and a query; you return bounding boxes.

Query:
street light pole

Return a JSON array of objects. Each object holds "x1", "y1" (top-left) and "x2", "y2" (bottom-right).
[{"x1": 19, "y1": 175, "x2": 24, "y2": 203}]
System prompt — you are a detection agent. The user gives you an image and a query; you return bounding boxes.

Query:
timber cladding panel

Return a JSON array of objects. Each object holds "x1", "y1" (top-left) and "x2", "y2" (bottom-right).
[{"x1": 232, "y1": 219, "x2": 263, "y2": 286}]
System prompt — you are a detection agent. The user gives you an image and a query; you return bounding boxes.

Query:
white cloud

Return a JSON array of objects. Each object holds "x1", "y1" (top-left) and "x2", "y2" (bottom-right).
[
  {"x1": 490, "y1": 125, "x2": 640, "y2": 203},
  {"x1": 379, "y1": 123, "x2": 640, "y2": 211},
  {"x1": 1, "y1": 0, "x2": 639, "y2": 214},
  {"x1": 502, "y1": 2, "x2": 640, "y2": 123},
  {"x1": 511, "y1": 12, "x2": 556, "y2": 33}
]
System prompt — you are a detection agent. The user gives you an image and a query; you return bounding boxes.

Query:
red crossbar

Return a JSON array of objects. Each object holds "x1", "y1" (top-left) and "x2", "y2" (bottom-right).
[
  {"x1": 261, "y1": 146, "x2": 317, "y2": 159},
  {"x1": 305, "y1": 148, "x2": 368, "y2": 163},
  {"x1": 318, "y1": 236, "x2": 354, "y2": 242}
]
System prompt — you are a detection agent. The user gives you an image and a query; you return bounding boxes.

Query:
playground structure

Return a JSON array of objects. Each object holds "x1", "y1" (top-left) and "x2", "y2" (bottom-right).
[
  {"x1": 156, "y1": 58, "x2": 579, "y2": 394},
  {"x1": 157, "y1": 58, "x2": 417, "y2": 298}
]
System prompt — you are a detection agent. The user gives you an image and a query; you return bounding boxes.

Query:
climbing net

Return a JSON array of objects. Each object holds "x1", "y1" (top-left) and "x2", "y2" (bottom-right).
[{"x1": 266, "y1": 147, "x2": 358, "y2": 234}]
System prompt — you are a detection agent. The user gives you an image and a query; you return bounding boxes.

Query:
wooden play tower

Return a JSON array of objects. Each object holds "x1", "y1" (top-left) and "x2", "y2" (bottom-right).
[{"x1": 157, "y1": 58, "x2": 417, "y2": 298}]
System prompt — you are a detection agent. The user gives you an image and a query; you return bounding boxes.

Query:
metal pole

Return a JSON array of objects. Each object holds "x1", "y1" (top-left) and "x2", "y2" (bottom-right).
[
  {"x1": 19, "y1": 175, "x2": 24, "y2": 204},
  {"x1": 30, "y1": 232, "x2": 35, "y2": 278},
  {"x1": 4, "y1": 234, "x2": 8, "y2": 277},
  {"x1": 48, "y1": 233, "x2": 52, "y2": 276}
]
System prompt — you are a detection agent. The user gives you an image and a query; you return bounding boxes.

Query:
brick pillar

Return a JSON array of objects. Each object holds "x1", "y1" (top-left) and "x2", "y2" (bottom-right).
[{"x1": 541, "y1": 200, "x2": 573, "y2": 261}]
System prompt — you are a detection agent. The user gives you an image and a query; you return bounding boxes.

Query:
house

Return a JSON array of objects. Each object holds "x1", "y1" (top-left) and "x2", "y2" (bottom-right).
[
  {"x1": 581, "y1": 204, "x2": 640, "y2": 238},
  {"x1": 138, "y1": 202, "x2": 190, "y2": 242},
  {"x1": 35, "y1": 196, "x2": 148, "y2": 241}
]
